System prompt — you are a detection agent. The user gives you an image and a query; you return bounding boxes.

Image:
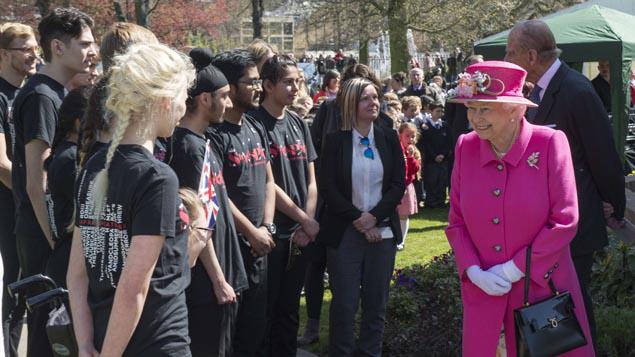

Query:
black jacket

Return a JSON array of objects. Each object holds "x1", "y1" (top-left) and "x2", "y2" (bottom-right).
[
  {"x1": 531, "y1": 62, "x2": 625, "y2": 255},
  {"x1": 317, "y1": 124, "x2": 405, "y2": 248}
]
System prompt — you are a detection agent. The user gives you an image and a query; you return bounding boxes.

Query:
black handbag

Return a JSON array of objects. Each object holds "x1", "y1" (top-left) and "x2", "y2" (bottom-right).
[{"x1": 514, "y1": 247, "x2": 587, "y2": 357}]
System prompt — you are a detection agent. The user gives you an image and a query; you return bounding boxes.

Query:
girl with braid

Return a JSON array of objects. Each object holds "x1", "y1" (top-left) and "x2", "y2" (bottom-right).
[{"x1": 67, "y1": 43, "x2": 195, "y2": 356}]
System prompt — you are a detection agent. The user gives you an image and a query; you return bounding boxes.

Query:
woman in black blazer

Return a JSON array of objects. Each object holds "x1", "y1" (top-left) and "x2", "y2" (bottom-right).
[{"x1": 318, "y1": 78, "x2": 405, "y2": 356}]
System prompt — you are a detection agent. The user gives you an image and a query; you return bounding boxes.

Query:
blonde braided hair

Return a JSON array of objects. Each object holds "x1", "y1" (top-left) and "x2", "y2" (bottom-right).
[{"x1": 89, "y1": 43, "x2": 194, "y2": 221}]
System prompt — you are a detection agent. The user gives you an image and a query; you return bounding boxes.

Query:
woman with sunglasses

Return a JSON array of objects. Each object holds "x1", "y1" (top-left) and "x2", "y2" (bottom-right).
[{"x1": 318, "y1": 77, "x2": 405, "y2": 357}]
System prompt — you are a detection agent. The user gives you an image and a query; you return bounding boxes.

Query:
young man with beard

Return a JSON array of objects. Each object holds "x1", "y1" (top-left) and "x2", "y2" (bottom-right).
[
  {"x1": 167, "y1": 62, "x2": 249, "y2": 357},
  {"x1": 211, "y1": 50, "x2": 276, "y2": 357},
  {"x1": 0, "y1": 22, "x2": 37, "y2": 357},
  {"x1": 251, "y1": 55, "x2": 319, "y2": 356},
  {"x1": 11, "y1": 8, "x2": 95, "y2": 357}
]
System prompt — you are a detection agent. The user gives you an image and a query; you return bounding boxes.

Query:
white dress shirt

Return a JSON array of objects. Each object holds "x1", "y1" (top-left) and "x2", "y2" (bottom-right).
[
  {"x1": 536, "y1": 58, "x2": 561, "y2": 101},
  {"x1": 351, "y1": 125, "x2": 393, "y2": 239}
]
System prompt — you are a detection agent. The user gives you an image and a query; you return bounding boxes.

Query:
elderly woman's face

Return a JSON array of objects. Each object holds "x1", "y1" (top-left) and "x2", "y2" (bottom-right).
[
  {"x1": 357, "y1": 84, "x2": 380, "y2": 123},
  {"x1": 466, "y1": 101, "x2": 520, "y2": 143}
]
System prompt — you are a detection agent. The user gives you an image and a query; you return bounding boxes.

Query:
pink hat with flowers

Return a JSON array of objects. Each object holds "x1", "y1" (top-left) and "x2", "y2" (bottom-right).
[{"x1": 447, "y1": 60, "x2": 537, "y2": 107}]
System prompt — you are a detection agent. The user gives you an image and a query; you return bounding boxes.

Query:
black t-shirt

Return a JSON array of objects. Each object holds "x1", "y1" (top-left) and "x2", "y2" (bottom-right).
[
  {"x1": 209, "y1": 115, "x2": 270, "y2": 228},
  {"x1": 167, "y1": 127, "x2": 248, "y2": 305},
  {"x1": 0, "y1": 76, "x2": 19, "y2": 202},
  {"x1": 167, "y1": 127, "x2": 206, "y2": 190},
  {"x1": 591, "y1": 75, "x2": 611, "y2": 113},
  {"x1": 75, "y1": 144, "x2": 190, "y2": 356},
  {"x1": 46, "y1": 141, "x2": 77, "y2": 242},
  {"x1": 12, "y1": 73, "x2": 66, "y2": 237},
  {"x1": 252, "y1": 107, "x2": 317, "y2": 236},
  {"x1": 83, "y1": 141, "x2": 109, "y2": 167},
  {"x1": 0, "y1": 76, "x2": 19, "y2": 162}
]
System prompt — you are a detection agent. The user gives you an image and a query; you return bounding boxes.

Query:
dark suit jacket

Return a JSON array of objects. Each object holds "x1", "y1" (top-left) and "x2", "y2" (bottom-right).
[
  {"x1": 531, "y1": 62, "x2": 625, "y2": 255},
  {"x1": 317, "y1": 124, "x2": 405, "y2": 248}
]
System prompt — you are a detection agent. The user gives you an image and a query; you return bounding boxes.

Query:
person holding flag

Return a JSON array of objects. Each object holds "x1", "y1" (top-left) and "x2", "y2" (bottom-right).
[{"x1": 167, "y1": 58, "x2": 248, "y2": 357}]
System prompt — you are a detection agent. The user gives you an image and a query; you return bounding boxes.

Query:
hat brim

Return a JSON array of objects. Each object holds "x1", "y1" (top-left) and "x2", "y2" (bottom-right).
[{"x1": 447, "y1": 95, "x2": 538, "y2": 107}]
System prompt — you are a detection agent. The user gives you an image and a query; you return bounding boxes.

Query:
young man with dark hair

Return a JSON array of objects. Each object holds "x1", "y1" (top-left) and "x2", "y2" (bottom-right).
[
  {"x1": 0, "y1": 22, "x2": 37, "y2": 357},
  {"x1": 167, "y1": 61, "x2": 248, "y2": 357},
  {"x1": 251, "y1": 55, "x2": 318, "y2": 356},
  {"x1": 11, "y1": 8, "x2": 95, "y2": 357},
  {"x1": 211, "y1": 49, "x2": 276, "y2": 357}
]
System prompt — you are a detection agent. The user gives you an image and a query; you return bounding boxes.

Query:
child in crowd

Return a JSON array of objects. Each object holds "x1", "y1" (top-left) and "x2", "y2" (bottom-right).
[
  {"x1": 384, "y1": 99, "x2": 403, "y2": 129},
  {"x1": 420, "y1": 102, "x2": 450, "y2": 208},
  {"x1": 402, "y1": 96, "x2": 426, "y2": 205},
  {"x1": 396, "y1": 122, "x2": 422, "y2": 250}
]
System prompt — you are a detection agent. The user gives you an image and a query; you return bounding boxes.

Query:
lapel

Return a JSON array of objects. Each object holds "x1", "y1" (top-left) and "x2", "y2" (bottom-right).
[
  {"x1": 373, "y1": 124, "x2": 391, "y2": 186},
  {"x1": 342, "y1": 131, "x2": 353, "y2": 198},
  {"x1": 534, "y1": 63, "x2": 567, "y2": 125}
]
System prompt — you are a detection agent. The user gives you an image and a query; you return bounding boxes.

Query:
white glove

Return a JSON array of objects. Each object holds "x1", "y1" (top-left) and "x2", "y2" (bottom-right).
[
  {"x1": 488, "y1": 260, "x2": 525, "y2": 283},
  {"x1": 466, "y1": 265, "x2": 512, "y2": 296}
]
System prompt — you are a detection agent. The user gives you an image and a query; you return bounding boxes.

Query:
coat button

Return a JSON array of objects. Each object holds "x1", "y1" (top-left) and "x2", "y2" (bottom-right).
[
  {"x1": 544, "y1": 273, "x2": 550, "y2": 279},
  {"x1": 493, "y1": 189, "x2": 502, "y2": 197},
  {"x1": 492, "y1": 217, "x2": 500, "y2": 224},
  {"x1": 493, "y1": 245, "x2": 502, "y2": 252},
  {"x1": 497, "y1": 164, "x2": 504, "y2": 171}
]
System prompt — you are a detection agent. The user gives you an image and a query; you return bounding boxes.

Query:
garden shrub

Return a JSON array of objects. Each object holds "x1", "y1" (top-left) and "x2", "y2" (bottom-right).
[
  {"x1": 595, "y1": 306, "x2": 635, "y2": 356},
  {"x1": 591, "y1": 239, "x2": 635, "y2": 308},
  {"x1": 383, "y1": 251, "x2": 463, "y2": 357}
]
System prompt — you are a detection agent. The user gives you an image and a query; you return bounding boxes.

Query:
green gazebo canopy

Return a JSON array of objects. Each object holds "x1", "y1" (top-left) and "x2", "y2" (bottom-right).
[{"x1": 474, "y1": 5, "x2": 635, "y2": 158}]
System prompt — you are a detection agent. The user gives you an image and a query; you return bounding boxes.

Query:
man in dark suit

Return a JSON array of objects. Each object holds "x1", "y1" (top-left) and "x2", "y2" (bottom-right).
[{"x1": 505, "y1": 20, "x2": 625, "y2": 348}]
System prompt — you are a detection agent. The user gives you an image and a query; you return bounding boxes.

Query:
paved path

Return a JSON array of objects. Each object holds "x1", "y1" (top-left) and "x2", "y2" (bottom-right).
[{"x1": 17, "y1": 328, "x2": 318, "y2": 357}]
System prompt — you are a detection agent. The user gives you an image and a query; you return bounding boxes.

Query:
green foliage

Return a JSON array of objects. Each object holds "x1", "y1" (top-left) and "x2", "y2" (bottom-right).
[
  {"x1": 383, "y1": 251, "x2": 463, "y2": 356},
  {"x1": 591, "y1": 238, "x2": 635, "y2": 356},
  {"x1": 595, "y1": 306, "x2": 635, "y2": 357},
  {"x1": 591, "y1": 239, "x2": 635, "y2": 308}
]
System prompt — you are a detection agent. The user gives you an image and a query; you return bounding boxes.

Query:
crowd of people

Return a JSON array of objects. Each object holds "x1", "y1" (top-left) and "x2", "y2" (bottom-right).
[{"x1": 0, "y1": 5, "x2": 630, "y2": 357}]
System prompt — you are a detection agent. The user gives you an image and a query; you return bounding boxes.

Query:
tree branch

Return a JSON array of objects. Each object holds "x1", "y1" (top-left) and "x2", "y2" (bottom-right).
[{"x1": 147, "y1": 0, "x2": 161, "y2": 16}]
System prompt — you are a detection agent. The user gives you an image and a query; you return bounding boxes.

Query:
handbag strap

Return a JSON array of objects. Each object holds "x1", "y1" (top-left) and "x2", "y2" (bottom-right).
[
  {"x1": 523, "y1": 246, "x2": 560, "y2": 307},
  {"x1": 523, "y1": 247, "x2": 532, "y2": 306}
]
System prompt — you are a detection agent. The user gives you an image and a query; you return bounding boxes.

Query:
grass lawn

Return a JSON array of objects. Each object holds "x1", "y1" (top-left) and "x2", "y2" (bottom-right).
[{"x1": 298, "y1": 207, "x2": 451, "y2": 356}]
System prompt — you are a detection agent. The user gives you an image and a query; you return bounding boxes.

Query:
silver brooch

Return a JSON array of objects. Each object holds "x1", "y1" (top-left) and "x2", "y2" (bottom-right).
[{"x1": 527, "y1": 152, "x2": 540, "y2": 169}]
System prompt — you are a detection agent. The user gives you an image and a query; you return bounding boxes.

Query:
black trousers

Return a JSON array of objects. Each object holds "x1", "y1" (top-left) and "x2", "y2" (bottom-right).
[
  {"x1": 15, "y1": 225, "x2": 53, "y2": 357},
  {"x1": 0, "y1": 194, "x2": 25, "y2": 357},
  {"x1": 261, "y1": 236, "x2": 308, "y2": 357},
  {"x1": 423, "y1": 161, "x2": 448, "y2": 208},
  {"x1": 572, "y1": 252, "x2": 597, "y2": 353},
  {"x1": 303, "y1": 241, "x2": 327, "y2": 320},
  {"x1": 233, "y1": 239, "x2": 268, "y2": 357},
  {"x1": 45, "y1": 237, "x2": 72, "y2": 288},
  {"x1": 188, "y1": 300, "x2": 239, "y2": 357}
]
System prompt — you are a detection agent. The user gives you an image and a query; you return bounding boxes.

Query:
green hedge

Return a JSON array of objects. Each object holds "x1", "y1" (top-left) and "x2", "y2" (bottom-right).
[{"x1": 383, "y1": 252, "x2": 463, "y2": 356}]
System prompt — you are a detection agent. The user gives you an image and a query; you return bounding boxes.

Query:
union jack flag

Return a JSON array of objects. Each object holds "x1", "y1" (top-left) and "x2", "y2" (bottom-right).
[{"x1": 198, "y1": 140, "x2": 220, "y2": 229}]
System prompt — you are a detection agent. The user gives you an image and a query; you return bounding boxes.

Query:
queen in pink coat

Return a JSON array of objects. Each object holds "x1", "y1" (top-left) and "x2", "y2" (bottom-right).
[{"x1": 445, "y1": 61, "x2": 594, "y2": 356}]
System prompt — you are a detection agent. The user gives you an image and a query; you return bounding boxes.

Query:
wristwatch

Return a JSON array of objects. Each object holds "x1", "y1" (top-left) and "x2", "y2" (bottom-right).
[{"x1": 261, "y1": 223, "x2": 277, "y2": 236}]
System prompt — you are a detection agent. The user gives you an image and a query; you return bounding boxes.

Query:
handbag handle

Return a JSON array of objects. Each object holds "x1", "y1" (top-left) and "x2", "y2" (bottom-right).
[{"x1": 523, "y1": 246, "x2": 560, "y2": 307}]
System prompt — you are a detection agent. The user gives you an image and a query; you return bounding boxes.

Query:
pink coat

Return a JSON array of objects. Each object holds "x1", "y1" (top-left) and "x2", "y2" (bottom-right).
[{"x1": 446, "y1": 119, "x2": 594, "y2": 356}]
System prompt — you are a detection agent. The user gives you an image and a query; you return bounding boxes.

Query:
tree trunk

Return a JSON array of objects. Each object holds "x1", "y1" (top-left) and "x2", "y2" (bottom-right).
[
  {"x1": 113, "y1": 1, "x2": 127, "y2": 22},
  {"x1": 135, "y1": 0, "x2": 147, "y2": 27},
  {"x1": 251, "y1": 0, "x2": 264, "y2": 39},
  {"x1": 388, "y1": 11, "x2": 409, "y2": 73},
  {"x1": 358, "y1": 6, "x2": 369, "y2": 65},
  {"x1": 36, "y1": 0, "x2": 53, "y2": 16}
]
